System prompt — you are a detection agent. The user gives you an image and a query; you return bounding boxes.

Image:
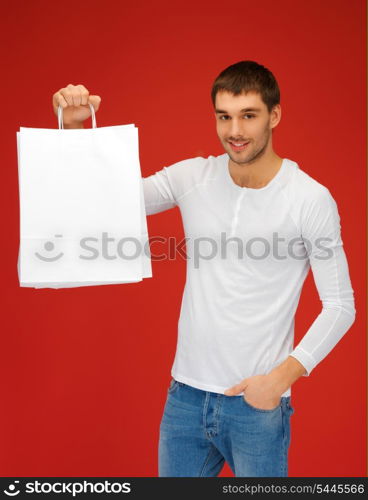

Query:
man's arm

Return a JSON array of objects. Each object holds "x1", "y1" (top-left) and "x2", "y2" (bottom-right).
[
  {"x1": 269, "y1": 187, "x2": 356, "y2": 393},
  {"x1": 142, "y1": 168, "x2": 178, "y2": 215},
  {"x1": 143, "y1": 157, "x2": 201, "y2": 215}
]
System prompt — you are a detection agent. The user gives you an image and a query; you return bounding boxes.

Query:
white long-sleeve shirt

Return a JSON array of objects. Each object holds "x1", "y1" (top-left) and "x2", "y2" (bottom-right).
[{"x1": 143, "y1": 153, "x2": 356, "y2": 397}]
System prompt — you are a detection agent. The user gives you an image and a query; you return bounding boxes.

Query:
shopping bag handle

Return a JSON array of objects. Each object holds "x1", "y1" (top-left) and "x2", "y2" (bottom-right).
[{"x1": 57, "y1": 102, "x2": 97, "y2": 129}]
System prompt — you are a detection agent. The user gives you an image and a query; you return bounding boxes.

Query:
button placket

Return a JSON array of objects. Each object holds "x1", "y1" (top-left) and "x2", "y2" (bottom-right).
[{"x1": 230, "y1": 190, "x2": 246, "y2": 239}]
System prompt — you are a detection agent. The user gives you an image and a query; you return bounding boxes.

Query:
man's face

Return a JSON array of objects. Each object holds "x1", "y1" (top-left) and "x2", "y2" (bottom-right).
[{"x1": 214, "y1": 90, "x2": 281, "y2": 165}]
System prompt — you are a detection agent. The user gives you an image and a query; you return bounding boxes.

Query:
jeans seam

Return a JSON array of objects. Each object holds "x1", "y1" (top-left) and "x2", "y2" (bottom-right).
[
  {"x1": 199, "y1": 445, "x2": 218, "y2": 477},
  {"x1": 281, "y1": 403, "x2": 288, "y2": 477},
  {"x1": 202, "y1": 393, "x2": 210, "y2": 438}
]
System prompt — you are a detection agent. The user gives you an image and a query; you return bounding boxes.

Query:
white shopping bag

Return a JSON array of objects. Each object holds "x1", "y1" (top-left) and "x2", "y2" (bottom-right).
[{"x1": 17, "y1": 103, "x2": 152, "y2": 288}]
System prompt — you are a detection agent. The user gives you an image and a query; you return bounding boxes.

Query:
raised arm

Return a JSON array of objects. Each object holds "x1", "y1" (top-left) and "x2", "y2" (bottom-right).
[{"x1": 52, "y1": 84, "x2": 188, "y2": 217}]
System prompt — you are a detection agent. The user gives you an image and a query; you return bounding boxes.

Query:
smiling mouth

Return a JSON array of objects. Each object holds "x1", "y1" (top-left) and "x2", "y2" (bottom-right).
[{"x1": 228, "y1": 141, "x2": 250, "y2": 152}]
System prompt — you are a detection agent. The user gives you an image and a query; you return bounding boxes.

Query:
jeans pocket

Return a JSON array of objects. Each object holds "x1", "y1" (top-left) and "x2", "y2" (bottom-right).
[
  {"x1": 286, "y1": 399, "x2": 295, "y2": 415},
  {"x1": 241, "y1": 394, "x2": 281, "y2": 413}
]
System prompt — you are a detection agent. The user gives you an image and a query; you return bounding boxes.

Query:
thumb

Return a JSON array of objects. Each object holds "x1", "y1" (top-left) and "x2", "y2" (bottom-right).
[
  {"x1": 224, "y1": 380, "x2": 248, "y2": 396},
  {"x1": 88, "y1": 95, "x2": 102, "y2": 112}
]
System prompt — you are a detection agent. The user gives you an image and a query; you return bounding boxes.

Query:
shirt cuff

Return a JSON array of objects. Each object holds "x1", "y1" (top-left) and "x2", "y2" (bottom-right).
[{"x1": 289, "y1": 347, "x2": 316, "y2": 377}]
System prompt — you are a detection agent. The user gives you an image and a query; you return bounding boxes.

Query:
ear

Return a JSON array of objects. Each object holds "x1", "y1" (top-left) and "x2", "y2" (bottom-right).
[{"x1": 270, "y1": 104, "x2": 281, "y2": 129}]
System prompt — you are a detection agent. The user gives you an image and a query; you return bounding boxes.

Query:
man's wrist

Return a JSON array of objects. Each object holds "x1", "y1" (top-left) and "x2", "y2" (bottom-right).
[{"x1": 267, "y1": 356, "x2": 307, "y2": 394}]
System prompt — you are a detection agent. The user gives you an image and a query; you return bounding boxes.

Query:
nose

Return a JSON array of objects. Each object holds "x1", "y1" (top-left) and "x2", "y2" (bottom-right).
[{"x1": 228, "y1": 117, "x2": 244, "y2": 139}]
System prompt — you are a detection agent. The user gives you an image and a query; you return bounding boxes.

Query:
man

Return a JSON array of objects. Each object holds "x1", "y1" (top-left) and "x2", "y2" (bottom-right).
[{"x1": 52, "y1": 60, "x2": 356, "y2": 477}]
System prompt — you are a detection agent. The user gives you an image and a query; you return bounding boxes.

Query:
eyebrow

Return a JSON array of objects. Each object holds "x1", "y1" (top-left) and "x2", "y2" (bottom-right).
[{"x1": 215, "y1": 107, "x2": 262, "y2": 114}]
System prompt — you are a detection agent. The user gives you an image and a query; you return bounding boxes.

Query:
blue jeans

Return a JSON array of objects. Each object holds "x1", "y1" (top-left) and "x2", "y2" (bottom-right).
[{"x1": 158, "y1": 378, "x2": 295, "y2": 477}]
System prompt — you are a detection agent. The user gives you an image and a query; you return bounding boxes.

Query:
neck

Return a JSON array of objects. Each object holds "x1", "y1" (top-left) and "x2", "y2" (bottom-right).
[{"x1": 228, "y1": 152, "x2": 283, "y2": 189}]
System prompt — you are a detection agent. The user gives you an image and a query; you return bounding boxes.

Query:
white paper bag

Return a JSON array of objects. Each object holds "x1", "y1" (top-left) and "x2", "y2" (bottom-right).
[{"x1": 17, "y1": 103, "x2": 152, "y2": 288}]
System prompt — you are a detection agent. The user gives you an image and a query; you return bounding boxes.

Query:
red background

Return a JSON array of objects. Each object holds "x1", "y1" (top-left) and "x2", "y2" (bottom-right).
[{"x1": 0, "y1": 0, "x2": 366, "y2": 477}]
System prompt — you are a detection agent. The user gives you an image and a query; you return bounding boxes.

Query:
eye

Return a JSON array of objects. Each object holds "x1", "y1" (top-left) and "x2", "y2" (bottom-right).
[{"x1": 218, "y1": 114, "x2": 255, "y2": 120}]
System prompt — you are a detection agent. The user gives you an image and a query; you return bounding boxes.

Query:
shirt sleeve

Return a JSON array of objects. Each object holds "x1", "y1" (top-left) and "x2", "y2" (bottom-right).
[
  {"x1": 289, "y1": 187, "x2": 356, "y2": 376},
  {"x1": 142, "y1": 157, "x2": 202, "y2": 215},
  {"x1": 142, "y1": 167, "x2": 178, "y2": 216}
]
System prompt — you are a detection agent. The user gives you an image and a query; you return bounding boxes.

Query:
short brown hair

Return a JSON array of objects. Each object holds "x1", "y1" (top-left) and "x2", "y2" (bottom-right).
[{"x1": 211, "y1": 60, "x2": 280, "y2": 114}]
